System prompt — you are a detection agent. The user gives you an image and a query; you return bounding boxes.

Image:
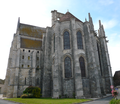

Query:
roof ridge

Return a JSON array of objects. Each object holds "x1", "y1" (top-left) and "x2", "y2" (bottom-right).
[{"x1": 60, "y1": 11, "x2": 83, "y2": 23}]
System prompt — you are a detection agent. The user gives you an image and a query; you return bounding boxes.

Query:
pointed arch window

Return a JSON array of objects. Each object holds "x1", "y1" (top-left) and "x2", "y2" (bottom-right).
[
  {"x1": 63, "y1": 31, "x2": 70, "y2": 49},
  {"x1": 79, "y1": 57, "x2": 86, "y2": 77},
  {"x1": 64, "y1": 57, "x2": 72, "y2": 78},
  {"x1": 77, "y1": 31, "x2": 83, "y2": 49}
]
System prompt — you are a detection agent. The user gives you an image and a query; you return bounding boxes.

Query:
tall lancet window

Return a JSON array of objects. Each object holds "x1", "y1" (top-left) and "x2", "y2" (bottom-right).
[
  {"x1": 77, "y1": 31, "x2": 83, "y2": 49},
  {"x1": 63, "y1": 31, "x2": 70, "y2": 49},
  {"x1": 79, "y1": 57, "x2": 86, "y2": 77},
  {"x1": 64, "y1": 57, "x2": 72, "y2": 78}
]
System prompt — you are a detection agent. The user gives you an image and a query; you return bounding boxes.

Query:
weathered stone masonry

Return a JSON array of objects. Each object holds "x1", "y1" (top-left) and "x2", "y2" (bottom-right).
[{"x1": 3, "y1": 10, "x2": 113, "y2": 98}]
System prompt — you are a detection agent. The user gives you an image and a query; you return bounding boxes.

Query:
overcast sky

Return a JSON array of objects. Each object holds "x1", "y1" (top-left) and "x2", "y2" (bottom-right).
[{"x1": 0, "y1": 0, "x2": 120, "y2": 79}]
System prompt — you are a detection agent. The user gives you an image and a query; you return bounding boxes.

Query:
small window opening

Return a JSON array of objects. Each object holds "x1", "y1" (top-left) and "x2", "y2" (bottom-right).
[
  {"x1": 28, "y1": 65, "x2": 30, "y2": 68},
  {"x1": 22, "y1": 56, "x2": 24, "y2": 59},
  {"x1": 28, "y1": 56, "x2": 30, "y2": 60},
  {"x1": 57, "y1": 18, "x2": 60, "y2": 20},
  {"x1": 25, "y1": 77, "x2": 26, "y2": 85},
  {"x1": 37, "y1": 51, "x2": 39, "y2": 53},
  {"x1": 28, "y1": 50, "x2": 30, "y2": 52},
  {"x1": 37, "y1": 57, "x2": 39, "y2": 60},
  {"x1": 23, "y1": 49, "x2": 25, "y2": 52},
  {"x1": 37, "y1": 78, "x2": 39, "y2": 85},
  {"x1": 22, "y1": 64, "x2": 24, "y2": 68}
]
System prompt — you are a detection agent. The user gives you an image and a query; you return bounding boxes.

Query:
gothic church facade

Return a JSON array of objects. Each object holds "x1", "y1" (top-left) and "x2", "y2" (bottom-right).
[{"x1": 3, "y1": 10, "x2": 113, "y2": 98}]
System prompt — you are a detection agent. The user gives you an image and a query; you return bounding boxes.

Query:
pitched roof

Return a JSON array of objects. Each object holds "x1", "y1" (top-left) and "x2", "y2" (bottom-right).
[
  {"x1": 60, "y1": 12, "x2": 83, "y2": 23},
  {"x1": 114, "y1": 71, "x2": 120, "y2": 79}
]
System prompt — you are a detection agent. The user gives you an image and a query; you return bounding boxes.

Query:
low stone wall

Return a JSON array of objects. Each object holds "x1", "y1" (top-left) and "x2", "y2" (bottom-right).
[{"x1": 0, "y1": 84, "x2": 4, "y2": 94}]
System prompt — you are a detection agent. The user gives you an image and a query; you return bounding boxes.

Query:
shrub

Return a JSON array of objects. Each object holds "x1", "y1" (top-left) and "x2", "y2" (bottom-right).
[
  {"x1": 64, "y1": 94, "x2": 68, "y2": 98},
  {"x1": 110, "y1": 99, "x2": 120, "y2": 104},
  {"x1": 32, "y1": 88, "x2": 41, "y2": 98},
  {"x1": 22, "y1": 86, "x2": 41, "y2": 98},
  {"x1": 20, "y1": 93, "x2": 33, "y2": 98},
  {"x1": 73, "y1": 93, "x2": 75, "y2": 98},
  {"x1": 20, "y1": 94, "x2": 28, "y2": 98},
  {"x1": 59, "y1": 95, "x2": 61, "y2": 98}
]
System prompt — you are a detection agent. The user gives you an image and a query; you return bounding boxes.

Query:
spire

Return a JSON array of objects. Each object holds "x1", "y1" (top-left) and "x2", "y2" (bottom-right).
[
  {"x1": 99, "y1": 20, "x2": 101, "y2": 28},
  {"x1": 88, "y1": 13, "x2": 94, "y2": 30},
  {"x1": 98, "y1": 20, "x2": 105, "y2": 37},
  {"x1": 16, "y1": 17, "x2": 20, "y2": 33},
  {"x1": 85, "y1": 18, "x2": 87, "y2": 22},
  {"x1": 17, "y1": 17, "x2": 20, "y2": 28},
  {"x1": 88, "y1": 13, "x2": 91, "y2": 20}
]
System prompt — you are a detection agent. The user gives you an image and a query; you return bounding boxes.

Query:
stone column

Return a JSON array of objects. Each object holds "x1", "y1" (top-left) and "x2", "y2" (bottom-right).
[
  {"x1": 70, "y1": 18, "x2": 84, "y2": 98},
  {"x1": 90, "y1": 32, "x2": 102, "y2": 97},
  {"x1": 13, "y1": 49, "x2": 20, "y2": 98},
  {"x1": 13, "y1": 33, "x2": 20, "y2": 98},
  {"x1": 52, "y1": 21, "x2": 60, "y2": 98},
  {"x1": 42, "y1": 27, "x2": 52, "y2": 97},
  {"x1": 32, "y1": 51, "x2": 36, "y2": 86}
]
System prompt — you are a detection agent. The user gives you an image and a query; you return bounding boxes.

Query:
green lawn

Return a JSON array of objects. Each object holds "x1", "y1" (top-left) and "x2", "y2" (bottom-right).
[{"x1": 5, "y1": 98, "x2": 92, "y2": 104}]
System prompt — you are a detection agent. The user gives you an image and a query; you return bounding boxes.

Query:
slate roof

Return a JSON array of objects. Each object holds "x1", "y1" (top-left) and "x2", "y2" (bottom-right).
[
  {"x1": 113, "y1": 71, "x2": 120, "y2": 86},
  {"x1": 60, "y1": 12, "x2": 83, "y2": 23}
]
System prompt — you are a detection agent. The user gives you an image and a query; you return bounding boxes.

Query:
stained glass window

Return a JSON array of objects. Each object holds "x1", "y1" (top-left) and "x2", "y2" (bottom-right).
[
  {"x1": 79, "y1": 57, "x2": 86, "y2": 77},
  {"x1": 77, "y1": 31, "x2": 83, "y2": 49},
  {"x1": 64, "y1": 57, "x2": 72, "y2": 78},
  {"x1": 64, "y1": 31, "x2": 70, "y2": 49}
]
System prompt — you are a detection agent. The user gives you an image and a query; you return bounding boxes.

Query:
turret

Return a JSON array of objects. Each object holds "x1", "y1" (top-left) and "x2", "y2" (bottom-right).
[{"x1": 51, "y1": 10, "x2": 64, "y2": 26}]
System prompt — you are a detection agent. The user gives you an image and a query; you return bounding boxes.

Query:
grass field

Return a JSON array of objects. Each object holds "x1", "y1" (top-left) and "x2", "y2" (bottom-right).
[{"x1": 6, "y1": 98, "x2": 92, "y2": 104}]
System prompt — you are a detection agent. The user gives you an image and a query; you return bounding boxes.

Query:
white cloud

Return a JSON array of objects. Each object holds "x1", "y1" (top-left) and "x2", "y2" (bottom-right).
[
  {"x1": 107, "y1": 32, "x2": 120, "y2": 75},
  {"x1": 99, "y1": 0, "x2": 114, "y2": 5},
  {"x1": 108, "y1": 43, "x2": 120, "y2": 76},
  {"x1": 94, "y1": 19, "x2": 117, "y2": 30},
  {"x1": 102, "y1": 19, "x2": 117, "y2": 29}
]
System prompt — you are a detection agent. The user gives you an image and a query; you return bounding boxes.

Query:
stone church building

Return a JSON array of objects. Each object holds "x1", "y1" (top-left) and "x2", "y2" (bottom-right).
[{"x1": 3, "y1": 10, "x2": 113, "y2": 98}]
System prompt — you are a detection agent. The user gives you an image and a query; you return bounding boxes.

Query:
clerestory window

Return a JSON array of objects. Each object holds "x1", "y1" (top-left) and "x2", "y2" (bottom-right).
[
  {"x1": 63, "y1": 31, "x2": 70, "y2": 49},
  {"x1": 77, "y1": 31, "x2": 83, "y2": 49}
]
